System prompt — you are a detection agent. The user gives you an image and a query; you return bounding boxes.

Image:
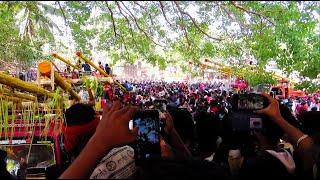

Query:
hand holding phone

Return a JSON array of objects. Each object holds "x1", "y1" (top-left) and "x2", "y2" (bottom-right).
[
  {"x1": 230, "y1": 93, "x2": 269, "y2": 132},
  {"x1": 132, "y1": 110, "x2": 161, "y2": 161}
]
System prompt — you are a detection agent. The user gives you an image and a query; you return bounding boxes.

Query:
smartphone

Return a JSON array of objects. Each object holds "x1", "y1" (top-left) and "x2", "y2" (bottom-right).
[
  {"x1": 229, "y1": 94, "x2": 268, "y2": 132},
  {"x1": 132, "y1": 110, "x2": 161, "y2": 161},
  {"x1": 153, "y1": 99, "x2": 167, "y2": 112},
  {"x1": 234, "y1": 93, "x2": 268, "y2": 111},
  {"x1": 249, "y1": 117, "x2": 263, "y2": 130}
]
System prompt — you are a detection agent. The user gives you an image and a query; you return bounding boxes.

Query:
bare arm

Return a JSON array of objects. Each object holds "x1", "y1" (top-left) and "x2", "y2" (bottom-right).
[
  {"x1": 59, "y1": 137, "x2": 111, "y2": 178},
  {"x1": 256, "y1": 93, "x2": 314, "y2": 171},
  {"x1": 60, "y1": 101, "x2": 138, "y2": 179}
]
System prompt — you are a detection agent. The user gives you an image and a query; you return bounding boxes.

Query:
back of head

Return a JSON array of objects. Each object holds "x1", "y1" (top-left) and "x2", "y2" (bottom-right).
[
  {"x1": 136, "y1": 159, "x2": 230, "y2": 180},
  {"x1": 262, "y1": 103, "x2": 300, "y2": 143},
  {"x1": 194, "y1": 111, "x2": 219, "y2": 156},
  {"x1": 167, "y1": 108, "x2": 194, "y2": 144},
  {"x1": 0, "y1": 149, "x2": 7, "y2": 169},
  {"x1": 0, "y1": 149, "x2": 6, "y2": 161},
  {"x1": 240, "y1": 150, "x2": 289, "y2": 180},
  {"x1": 63, "y1": 103, "x2": 97, "y2": 157},
  {"x1": 298, "y1": 111, "x2": 320, "y2": 137},
  {"x1": 64, "y1": 103, "x2": 95, "y2": 126}
]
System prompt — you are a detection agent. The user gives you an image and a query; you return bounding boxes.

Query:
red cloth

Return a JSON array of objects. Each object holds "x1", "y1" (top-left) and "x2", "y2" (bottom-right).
[
  {"x1": 62, "y1": 118, "x2": 99, "y2": 152},
  {"x1": 210, "y1": 106, "x2": 220, "y2": 114},
  {"x1": 104, "y1": 84, "x2": 114, "y2": 101},
  {"x1": 296, "y1": 104, "x2": 307, "y2": 115}
]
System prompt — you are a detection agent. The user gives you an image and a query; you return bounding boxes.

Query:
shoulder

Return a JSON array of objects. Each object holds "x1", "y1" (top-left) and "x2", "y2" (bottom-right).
[
  {"x1": 90, "y1": 146, "x2": 136, "y2": 179},
  {"x1": 136, "y1": 159, "x2": 230, "y2": 179},
  {"x1": 240, "y1": 150, "x2": 294, "y2": 179}
]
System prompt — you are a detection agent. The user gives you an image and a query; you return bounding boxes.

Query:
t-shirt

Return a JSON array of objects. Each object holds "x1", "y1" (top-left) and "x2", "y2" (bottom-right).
[
  {"x1": 82, "y1": 63, "x2": 91, "y2": 72},
  {"x1": 105, "y1": 66, "x2": 111, "y2": 75},
  {"x1": 99, "y1": 64, "x2": 104, "y2": 71},
  {"x1": 90, "y1": 146, "x2": 136, "y2": 179}
]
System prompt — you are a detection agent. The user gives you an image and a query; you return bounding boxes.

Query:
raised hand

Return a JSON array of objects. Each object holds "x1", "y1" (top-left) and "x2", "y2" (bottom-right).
[{"x1": 92, "y1": 101, "x2": 139, "y2": 153}]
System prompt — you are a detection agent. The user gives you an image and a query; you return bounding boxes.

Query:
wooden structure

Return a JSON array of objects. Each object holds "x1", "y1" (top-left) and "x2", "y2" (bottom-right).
[{"x1": 76, "y1": 51, "x2": 127, "y2": 92}]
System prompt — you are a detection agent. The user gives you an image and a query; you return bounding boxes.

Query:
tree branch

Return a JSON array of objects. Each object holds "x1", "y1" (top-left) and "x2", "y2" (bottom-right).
[
  {"x1": 170, "y1": 1, "x2": 190, "y2": 47},
  {"x1": 132, "y1": 1, "x2": 155, "y2": 27},
  {"x1": 114, "y1": 2, "x2": 138, "y2": 46},
  {"x1": 105, "y1": 1, "x2": 117, "y2": 38},
  {"x1": 230, "y1": 1, "x2": 274, "y2": 26},
  {"x1": 118, "y1": 1, "x2": 165, "y2": 47},
  {"x1": 218, "y1": 2, "x2": 250, "y2": 37},
  {"x1": 57, "y1": 1, "x2": 68, "y2": 27},
  {"x1": 158, "y1": 1, "x2": 173, "y2": 27},
  {"x1": 174, "y1": 1, "x2": 223, "y2": 41}
]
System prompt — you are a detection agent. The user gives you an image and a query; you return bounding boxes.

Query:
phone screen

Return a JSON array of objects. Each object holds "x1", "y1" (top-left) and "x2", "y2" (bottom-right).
[
  {"x1": 237, "y1": 94, "x2": 265, "y2": 110},
  {"x1": 132, "y1": 110, "x2": 161, "y2": 160},
  {"x1": 153, "y1": 100, "x2": 167, "y2": 112}
]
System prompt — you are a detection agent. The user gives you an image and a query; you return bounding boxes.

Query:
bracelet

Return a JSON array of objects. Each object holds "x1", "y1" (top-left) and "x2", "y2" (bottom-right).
[{"x1": 296, "y1": 134, "x2": 309, "y2": 148}]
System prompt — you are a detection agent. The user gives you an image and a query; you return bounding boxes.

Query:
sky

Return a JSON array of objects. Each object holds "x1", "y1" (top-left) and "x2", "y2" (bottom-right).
[{"x1": 29, "y1": 1, "x2": 320, "y2": 82}]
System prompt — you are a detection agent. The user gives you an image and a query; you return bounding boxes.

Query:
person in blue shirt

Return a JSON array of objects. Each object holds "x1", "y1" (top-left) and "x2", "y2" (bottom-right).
[
  {"x1": 82, "y1": 63, "x2": 92, "y2": 72},
  {"x1": 124, "y1": 81, "x2": 133, "y2": 91}
]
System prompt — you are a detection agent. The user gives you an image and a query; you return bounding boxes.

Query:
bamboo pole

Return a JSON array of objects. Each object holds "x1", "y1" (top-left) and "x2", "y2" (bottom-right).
[
  {"x1": 1, "y1": 88, "x2": 36, "y2": 101},
  {"x1": 52, "y1": 53, "x2": 81, "y2": 71},
  {"x1": 202, "y1": 59, "x2": 298, "y2": 84},
  {"x1": 54, "y1": 72, "x2": 81, "y2": 101},
  {"x1": 0, "y1": 73, "x2": 55, "y2": 98},
  {"x1": 0, "y1": 94, "x2": 27, "y2": 102},
  {"x1": 76, "y1": 52, "x2": 127, "y2": 92}
]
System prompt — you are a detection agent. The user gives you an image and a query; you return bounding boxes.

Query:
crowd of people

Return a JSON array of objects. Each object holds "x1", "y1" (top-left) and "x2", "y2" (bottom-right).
[
  {"x1": 1, "y1": 61, "x2": 320, "y2": 179},
  {"x1": 53, "y1": 80, "x2": 320, "y2": 179},
  {"x1": 56, "y1": 81, "x2": 319, "y2": 179}
]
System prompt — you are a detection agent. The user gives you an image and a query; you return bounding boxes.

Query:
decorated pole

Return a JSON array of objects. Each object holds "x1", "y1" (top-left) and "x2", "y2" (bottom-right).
[
  {"x1": 0, "y1": 94, "x2": 27, "y2": 102},
  {"x1": 76, "y1": 51, "x2": 127, "y2": 92},
  {"x1": 54, "y1": 72, "x2": 81, "y2": 102},
  {"x1": 37, "y1": 60, "x2": 81, "y2": 101},
  {"x1": 202, "y1": 59, "x2": 232, "y2": 77},
  {"x1": 0, "y1": 72, "x2": 55, "y2": 98},
  {"x1": 52, "y1": 53, "x2": 81, "y2": 71},
  {"x1": 1, "y1": 88, "x2": 37, "y2": 101}
]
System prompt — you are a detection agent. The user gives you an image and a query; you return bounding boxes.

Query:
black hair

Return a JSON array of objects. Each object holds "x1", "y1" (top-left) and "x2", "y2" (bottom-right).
[
  {"x1": 240, "y1": 150, "x2": 295, "y2": 180},
  {"x1": 194, "y1": 111, "x2": 219, "y2": 157},
  {"x1": 0, "y1": 149, "x2": 7, "y2": 161},
  {"x1": 135, "y1": 159, "x2": 230, "y2": 179},
  {"x1": 298, "y1": 111, "x2": 320, "y2": 136},
  {"x1": 261, "y1": 103, "x2": 300, "y2": 143},
  {"x1": 64, "y1": 103, "x2": 95, "y2": 126},
  {"x1": 167, "y1": 108, "x2": 195, "y2": 144},
  {"x1": 0, "y1": 149, "x2": 7, "y2": 170}
]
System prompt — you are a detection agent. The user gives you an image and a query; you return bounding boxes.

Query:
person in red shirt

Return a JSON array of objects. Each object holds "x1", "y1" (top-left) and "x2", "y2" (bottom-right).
[
  {"x1": 104, "y1": 84, "x2": 113, "y2": 101},
  {"x1": 296, "y1": 101, "x2": 308, "y2": 116}
]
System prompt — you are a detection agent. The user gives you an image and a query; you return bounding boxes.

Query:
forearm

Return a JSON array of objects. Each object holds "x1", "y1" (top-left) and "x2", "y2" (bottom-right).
[
  {"x1": 60, "y1": 137, "x2": 110, "y2": 179},
  {"x1": 275, "y1": 116, "x2": 313, "y2": 150},
  {"x1": 274, "y1": 116, "x2": 314, "y2": 170},
  {"x1": 169, "y1": 129, "x2": 192, "y2": 158}
]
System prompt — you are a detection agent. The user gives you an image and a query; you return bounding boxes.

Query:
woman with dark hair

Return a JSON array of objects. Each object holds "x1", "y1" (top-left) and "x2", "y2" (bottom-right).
[
  {"x1": 0, "y1": 150, "x2": 16, "y2": 179},
  {"x1": 240, "y1": 93, "x2": 314, "y2": 180}
]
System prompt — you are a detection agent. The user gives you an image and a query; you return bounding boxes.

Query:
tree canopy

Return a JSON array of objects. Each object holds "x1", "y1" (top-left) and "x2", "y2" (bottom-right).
[{"x1": 0, "y1": 1, "x2": 319, "y2": 89}]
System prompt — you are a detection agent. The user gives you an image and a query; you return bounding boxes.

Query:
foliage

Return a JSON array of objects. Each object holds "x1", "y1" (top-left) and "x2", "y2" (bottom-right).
[
  {"x1": 0, "y1": 1, "x2": 319, "y2": 88},
  {"x1": 0, "y1": 1, "x2": 64, "y2": 67},
  {"x1": 295, "y1": 81, "x2": 320, "y2": 94},
  {"x1": 232, "y1": 65, "x2": 277, "y2": 87},
  {"x1": 81, "y1": 76, "x2": 103, "y2": 97}
]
